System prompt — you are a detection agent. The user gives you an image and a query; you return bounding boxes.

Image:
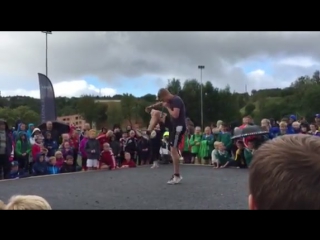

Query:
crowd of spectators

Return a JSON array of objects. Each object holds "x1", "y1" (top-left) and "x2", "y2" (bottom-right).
[
  {"x1": 0, "y1": 120, "x2": 138, "y2": 180},
  {"x1": 1, "y1": 113, "x2": 320, "y2": 180},
  {"x1": 176, "y1": 114, "x2": 320, "y2": 169}
]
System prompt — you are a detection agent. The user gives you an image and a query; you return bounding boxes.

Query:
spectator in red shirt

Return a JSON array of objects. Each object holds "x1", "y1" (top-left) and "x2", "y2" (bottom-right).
[
  {"x1": 239, "y1": 116, "x2": 252, "y2": 129},
  {"x1": 70, "y1": 131, "x2": 79, "y2": 167},
  {"x1": 98, "y1": 127, "x2": 107, "y2": 137},
  {"x1": 97, "y1": 130, "x2": 112, "y2": 151},
  {"x1": 99, "y1": 143, "x2": 116, "y2": 170},
  {"x1": 121, "y1": 152, "x2": 136, "y2": 168}
]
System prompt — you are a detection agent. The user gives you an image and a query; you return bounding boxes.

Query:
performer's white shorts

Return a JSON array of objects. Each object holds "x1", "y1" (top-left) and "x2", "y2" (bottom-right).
[{"x1": 87, "y1": 159, "x2": 98, "y2": 168}]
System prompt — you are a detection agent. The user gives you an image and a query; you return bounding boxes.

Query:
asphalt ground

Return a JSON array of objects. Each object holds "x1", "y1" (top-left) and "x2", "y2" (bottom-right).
[{"x1": 0, "y1": 165, "x2": 249, "y2": 209}]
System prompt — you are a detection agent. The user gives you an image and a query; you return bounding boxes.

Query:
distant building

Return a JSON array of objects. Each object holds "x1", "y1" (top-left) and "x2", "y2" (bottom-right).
[
  {"x1": 94, "y1": 99, "x2": 121, "y2": 104},
  {"x1": 57, "y1": 114, "x2": 87, "y2": 130}
]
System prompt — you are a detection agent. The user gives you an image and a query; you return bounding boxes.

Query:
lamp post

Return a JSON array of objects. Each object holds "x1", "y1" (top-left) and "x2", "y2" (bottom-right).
[
  {"x1": 41, "y1": 31, "x2": 52, "y2": 76},
  {"x1": 198, "y1": 65, "x2": 205, "y2": 129}
]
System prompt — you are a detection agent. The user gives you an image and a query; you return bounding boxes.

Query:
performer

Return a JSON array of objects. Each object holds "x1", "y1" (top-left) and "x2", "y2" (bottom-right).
[{"x1": 155, "y1": 88, "x2": 186, "y2": 185}]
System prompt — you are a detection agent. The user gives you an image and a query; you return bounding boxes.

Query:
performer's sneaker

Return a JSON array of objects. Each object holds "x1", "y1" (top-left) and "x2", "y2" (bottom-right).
[
  {"x1": 151, "y1": 161, "x2": 159, "y2": 169},
  {"x1": 167, "y1": 174, "x2": 183, "y2": 185}
]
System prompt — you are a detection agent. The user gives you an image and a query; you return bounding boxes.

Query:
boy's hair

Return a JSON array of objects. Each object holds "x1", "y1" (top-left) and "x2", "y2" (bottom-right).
[
  {"x1": 124, "y1": 151, "x2": 131, "y2": 157},
  {"x1": 249, "y1": 134, "x2": 320, "y2": 210},
  {"x1": 279, "y1": 121, "x2": 287, "y2": 127},
  {"x1": 310, "y1": 123, "x2": 318, "y2": 128},
  {"x1": 292, "y1": 121, "x2": 300, "y2": 128},
  {"x1": 213, "y1": 141, "x2": 221, "y2": 146},
  {"x1": 5, "y1": 195, "x2": 52, "y2": 210},
  {"x1": 55, "y1": 151, "x2": 62, "y2": 156},
  {"x1": 195, "y1": 126, "x2": 201, "y2": 131},
  {"x1": 49, "y1": 156, "x2": 56, "y2": 162},
  {"x1": 89, "y1": 129, "x2": 96, "y2": 134},
  {"x1": 66, "y1": 155, "x2": 73, "y2": 160},
  {"x1": 0, "y1": 200, "x2": 6, "y2": 210}
]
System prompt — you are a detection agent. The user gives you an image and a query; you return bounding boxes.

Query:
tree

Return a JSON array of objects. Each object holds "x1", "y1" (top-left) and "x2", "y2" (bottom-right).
[
  {"x1": 0, "y1": 106, "x2": 39, "y2": 127},
  {"x1": 105, "y1": 104, "x2": 124, "y2": 128},
  {"x1": 77, "y1": 96, "x2": 97, "y2": 125},
  {"x1": 244, "y1": 103, "x2": 256, "y2": 117},
  {"x1": 167, "y1": 78, "x2": 182, "y2": 95},
  {"x1": 94, "y1": 103, "x2": 108, "y2": 128},
  {"x1": 121, "y1": 93, "x2": 136, "y2": 126},
  {"x1": 4, "y1": 69, "x2": 320, "y2": 127}
]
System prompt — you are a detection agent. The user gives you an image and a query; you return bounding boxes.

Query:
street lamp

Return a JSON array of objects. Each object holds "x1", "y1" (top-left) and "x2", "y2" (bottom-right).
[
  {"x1": 41, "y1": 31, "x2": 52, "y2": 76},
  {"x1": 198, "y1": 65, "x2": 205, "y2": 129}
]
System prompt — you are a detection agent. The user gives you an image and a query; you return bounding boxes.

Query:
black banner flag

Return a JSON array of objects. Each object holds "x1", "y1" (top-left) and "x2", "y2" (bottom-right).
[{"x1": 38, "y1": 73, "x2": 57, "y2": 123}]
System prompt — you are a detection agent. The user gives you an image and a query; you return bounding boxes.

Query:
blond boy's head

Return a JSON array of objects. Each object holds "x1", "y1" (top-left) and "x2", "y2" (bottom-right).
[
  {"x1": 5, "y1": 195, "x2": 52, "y2": 210},
  {"x1": 249, "y1": 134, "x2": 320, "y2": 210},
  {"x1": 213, "y1": 141, "x2": 221, "y2": 149},
  {"x1": 0, "y1": 200, "x2": 6, "y2": 210}
]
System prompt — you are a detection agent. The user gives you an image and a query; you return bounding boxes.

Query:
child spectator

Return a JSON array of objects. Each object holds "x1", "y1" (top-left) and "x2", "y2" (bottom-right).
[
  {"x1": 121, "y1": 152, "x2": 136, "y2": 168},
  {"x1": 261, "y1": 119, "x2": 271, "y2": 130},
  {"x1": 124, "y1": 130, "x2": 137, "y2": 164},
  {"x1": 300, "y1": 123, "x2": 310, "y2": 134},
  {"x1": 85, "y1": 129, "x2": 100, "y2": 170},
  {"x1": 110, "y1": 135, "x2": 121, "y2": 167},
  {"x1": 15, "y1": 132, "x2": 31, "y2": 172},
  {"x1": 30, "y1": 128, "x2": 42, "y2": 145},
  {"x1": 13, "y1": 123, "x2": 27, "y2": 142},
  {"x1": 211, "y1": 141, "x2": 220, "y2": 168},
  {"x1": 309, "y1": 123, "x2": 320, "y2": 136},
  {"x1": 99, "y1": 143, "x2": 116, "y2": 170},
  {"x1": 97, "y1": 130, "x2": 112, "y2": 151},
  {"x1": 47, "y1": 156, "x2": 59, "y2": 175},
  {"x1": 119, "y1": 132, "x2": 128, "y2": 161},
  {"x1": 234, "y1": 140, "x2": 247, "y2": 168},
  {"x1": 200, "y1": 126, "x2": 214, "y2": 165},
  {"x1": 79, "y1": 131, "x2": 89, "y2": 171},
  {"x1": 136, "y1": 131, "x2": 149, "y2": 165},
  {"x1": 32, "y1": 153, "x2": 47, "y2": 176},
  {"x1": 292, "y1": 121, "x2": 301, "y2": 134},
  {"x1": 59, "y1": 133, "x2": 70, "y2": 150},
  {"x1": 214, "y1": 142, "x2": 232, "y2": 168},
  {"x1": 26, "y1": 123, "x2": 35, "y2": 140},
  {"x1": 54, "y1": 151, "x2": 64, "y2": 169},
  {"x1": 70, "y1": 131, "x2": 80, "y2": 167},
  {"x1": 60, "y1": 155, "x2": 81, "y2": 173},
  {"x1": 31, "y1": 128, "x2": 44, "y2": 161},
  {"x1": 249, "y1": 134, "x2": 320, "y2": 210},
  {"x1": 5, "y1": 195, "x2": 52, "y2": 210},
  {"x1": 43, "y1": 131, "x2": 58, "y2": 157},
  {"x1": 217, "y1": 123, "x2": 232, "y2": 154},
  {"x1": 244, "y1": 139, "x2": 255, "y2": 167},
  {"x1": 98, "y1": 127, "x2": 107, "y2": 137},
  {"x1": 278, "y1": 121, "x2": 288, "y2": 136},
  {"x1": 159, "y1": 131, "x2": 171, "y2": 165},
  {"x1": 189, "y1": 126, "x2": 202, "y2": 164},
  {"x1": 61, "y1": 141, "x2": 74, "y2": 160},
  {"x1": 5, "y1": 161, "x2": 28, "y2": 179},
  {"x1": 180, "y1": 131, "x2": 191, "y2": 164}
]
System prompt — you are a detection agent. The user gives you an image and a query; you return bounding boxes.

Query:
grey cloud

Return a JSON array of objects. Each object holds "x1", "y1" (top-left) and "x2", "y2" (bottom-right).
[{"x1": 1, "y1": 31, "x2": 320, "y2": 92}]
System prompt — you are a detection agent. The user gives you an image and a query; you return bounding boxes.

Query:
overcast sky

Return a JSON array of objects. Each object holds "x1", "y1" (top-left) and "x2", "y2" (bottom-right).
[{"x1": 1, "y1": 31, "x2": 320, "y2": 98}]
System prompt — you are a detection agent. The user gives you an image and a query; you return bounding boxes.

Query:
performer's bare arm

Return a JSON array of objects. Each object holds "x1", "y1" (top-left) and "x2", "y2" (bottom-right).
[
  {"x1": 147, "y1": 109, "x2": 167, "y2": 132},
  {"x1": 145, "y1": 102, "x2": 163, "y2": 113}
]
